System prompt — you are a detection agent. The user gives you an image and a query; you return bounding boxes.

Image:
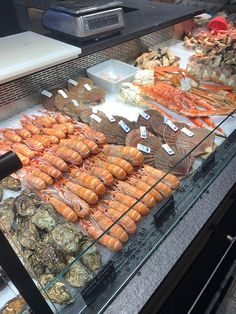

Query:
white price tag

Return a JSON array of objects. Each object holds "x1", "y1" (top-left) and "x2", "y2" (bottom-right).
[
  {"x1": 71, "y1": 99, "x2": 80, "y2": 107},
  {"x1": 139, "y1": 111, "x2": 150, "y2": 120},
  {"x1": 92, "y1": 107, "x2": 98, "y2": 114},
  {"x1": 118, "y1": 120, "x2": 130, "y2": 133},
  {"x1": 41, "y1": 90, "x2": 52, "y2": 98},
  {"x1": 164, "y1": 117, "x2": 178, "y2": 132},
  {"x1": 181, "y1": 127, "x2": 194, "y2": 137},
  {"x1": 90, "y1": 114, "x2": 101, "y2": 123},
  {"x1": 137, "y1": 143, "x2": 151, "y2": 154},
  {"x1": 140, "y1": 126, "x2": 147, "y2": 139},
  {"x1": 68, "y1": 79, "x2": 78, "y2": 86},
  {"x1": 162, "y1": 143, "x2": 174, "y2": 155},
  {"x1": 107, "y1": 114, "x2": 116, "y2": 122},
  {"x1": 84, "y1": 84, "x2": 92, "y2": 91},
  {"x1": 58, "y1": 89, "x2": 68, "y2": 99}
]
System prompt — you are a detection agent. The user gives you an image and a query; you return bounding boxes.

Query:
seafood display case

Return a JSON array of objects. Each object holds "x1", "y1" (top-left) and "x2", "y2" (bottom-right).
[{"x1": 0, "y1": 4, "x2": 236, "y2": 314}]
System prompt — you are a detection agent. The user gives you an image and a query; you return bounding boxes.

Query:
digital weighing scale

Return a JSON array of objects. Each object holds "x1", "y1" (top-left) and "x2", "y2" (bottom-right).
[{"x1": 42, "y1": 0, "x2": 125, "y2": 40}]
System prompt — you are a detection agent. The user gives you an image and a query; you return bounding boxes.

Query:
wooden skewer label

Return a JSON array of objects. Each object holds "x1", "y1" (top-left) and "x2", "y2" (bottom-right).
[
  {"x1": 90, "y1": 114, "x2": 101, "y2": 123},
  {"x1": 71, "y1": 99, "x2": 80, "y2": 107},
  {"x1": 41, "y1": 90, "x2": 52, "y2": 98},
  {"x1": 164, "y1": 117, "x2": 178, "y2": 132},
  {"x1": 139, "y1": 111, "x2": 150, "y2": 120},
  {"x1": 118, "y1": 120, "x2": 130, "y2": 133},
  {"x1": 107, "y1": 114, "x2": 116, "y2": 122},
  {"x1": 58, "y1": 89, "x2": 68, "y2": 99},
  {"x1": 140, "y1": 126, "x2": 147, "y2": 138},
  {"x1": 84, "y1": 84, "x2": 92, "y2": 91},
  {"x1": 161, "y1": 143, "x2": 174, "y2": 155},
  {"x1": 68, "y1": 79, "x2": 78, "y2": 86},
  {"x1": 137, "y1": 143, "x2": 151, "y2": 154},
  {"x1": 181, "y1": 127, "x2": 194, "y2": 137}
]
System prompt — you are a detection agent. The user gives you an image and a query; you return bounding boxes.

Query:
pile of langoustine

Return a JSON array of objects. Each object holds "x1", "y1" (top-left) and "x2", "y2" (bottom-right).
[
  {"x1": 0, "y1": 112, "x2": 180, "y2": 252},
  {"x1": 119, "y1": 66, "x2": 236, "y2": 137}
]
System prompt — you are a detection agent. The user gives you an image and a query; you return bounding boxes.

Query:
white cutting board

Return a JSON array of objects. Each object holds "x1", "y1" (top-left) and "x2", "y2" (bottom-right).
[{"x1": 0, "y1": 31, "x2": 81, "y2": 84}]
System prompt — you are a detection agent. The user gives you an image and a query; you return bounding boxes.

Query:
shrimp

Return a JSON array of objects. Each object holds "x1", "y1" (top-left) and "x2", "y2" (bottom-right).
[
  {"x1": 31, "y1": 134, "x2": 51, "y2": 147},
  {"x1": 14, "y1": 128, "x2": 31, "y2": 139},
  {"x1": 1, "y1": 129, "x2": 22, "y2": 143},
  {"x1": 42, "y1": 193, "x2": 77, "y2": 222},
  {"x1": 31, "y1": 115, "x2": 53, "y2": 128},
  {"x1": 41, "y1": 128, "x2": 66, "y2": 139},
  {"x1": 115, "y1": 181, "x2": 156, "y2": 208},
  {"x1": 52, "y1": 124, "x2": 68, "y2": 133},
  {"x1": 83, "y1": 162, "x2": 114, "y2": 186},
  {"x1": 30, "y1": 168, "x2": 53, "y2": 185},
  {"x1": 25, "y1": 138, "x2": 44, "y2": 152},
  {"x1": 90, "y1": 156, "x2": 126, "y2": 180},
  {"x1": 24, "y1": 174, "x2": 46, "y2": 190},
  {"x1": 127, "y1": 177, "x2": 163, "y2": 202},
  {"x1": 64, "y1": 122, "x2": 75, "y2": 134},
  {"x1": 20, "y1": 119, "x2": 40, "y2": 134},
  {"x1": 140, "y1": 165, "x2": 180, "y2": 190},
  {"x1": 82, "y1": 139, "x2": 99, "y2": 154},
  {"x1": 60, "y1": 139, "x2": 90, "y2": 158},
  {"x1": 110, "y1": 191, "x2": 150, "y2": 216},
  {"x1": 100, "y1": 155, "x2": 133, "y2": 174},
  {"x1": 76, "y1": 123, "x2": 106, "y2": 144},
  {"x1": 51, "y1": 145, "x2": 82, "y2": 165},
  {"x1": 137, "y1": 174, "x2": 172, "y2": 197},
  {"x1": 42, "y1": 152, "x2": 68, "y2": 172},
  {"x1": 91, "y1": 209, "x2": 128, "y2": 243},
  {"x1": 15, "y1": 152, "x2": 31, "y2": 166},
  {"x1": 11, "y1": 143, "x2": 35, "y2": 159},
  {"x1": 103, "y1": 199, "x2": 142, "y2": 222},
  {"x1": 33, "y1": 162, "x2": 62, "y2": 179},
  {"x1": 60, "y1": 188, "x2": 90, "y2": 218},
  {"x1": 63, "y1": 180, "x2": 98, "y2": 205},
  {"x1": 79, "y1": 219, "x2": 122, "y2": 251},
  {"x1": 102, "y1": 145, "x2": 144, "y2": 166},
  {"x1": 68, "y1": 166, "x2": 106, "y2": 196}
]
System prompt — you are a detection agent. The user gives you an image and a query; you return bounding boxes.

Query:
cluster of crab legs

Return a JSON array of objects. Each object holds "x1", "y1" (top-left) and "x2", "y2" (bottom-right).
[{"x1": 136, "y1": 66, "x2": 236, "y2": 136}]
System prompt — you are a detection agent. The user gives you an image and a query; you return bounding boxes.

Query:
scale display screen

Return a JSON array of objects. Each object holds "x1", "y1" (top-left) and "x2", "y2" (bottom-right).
[{"x1": 88, "y1": 14, "x2": 119, "y2": 30}]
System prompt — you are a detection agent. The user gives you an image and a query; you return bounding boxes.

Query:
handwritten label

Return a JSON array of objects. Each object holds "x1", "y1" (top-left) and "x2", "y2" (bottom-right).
[
  {"x1": 41, "y1": 90, "x2": 52, "y2": 98},
  {"x1": 154, "y1": 196, "x2": 175, "y2": 227},
  {"x1": 81, "y1": 261, "x2": 116, "y2": 305},
  {"x1": 164, "y1": 117, "x2": 178, "y2": 132},
  {"x1": 68, "y1": 79, "x2": 78, "y2": 86},
  {"x1": 162, "y1": 143, "x2": 174, "y2": 155},
  {"x1": 140, "y1": 126, "x2": 147, "y2": 139},
  {"x1": 181, "y1": 127, "x2": 194, "y2": 137},
  {"x1": 201, "y1": 151, "x2": 215, "y2": 176},
  {"x1": 139, "y1": 111, "x2": 150, "y2": 120},
  {"x1": 118, "y1": 120, "x2": 130, "y2": 133},
  {"x1": 90, "y1": 114, "x2": 101, "y2": 123},
  {"x1": 137, "y1": 143, "x2": 151, "y2": 154},
  {"x1": 107, "y1": 114, "x2": 116, "y2": 122},
  {"x1": 58, "y1": 89, "x2": 68, "y2": 99},
  {"x1": 71, "y1": 99, "x2": 80, "y2": 107},
  {"x1": 84, "y1": 84, "x2": 92, "y2": 91}
]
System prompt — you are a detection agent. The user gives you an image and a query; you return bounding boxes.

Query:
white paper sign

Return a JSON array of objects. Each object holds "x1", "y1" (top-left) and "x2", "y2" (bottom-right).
[
  {"x1": 164, "y1": 117, "x2": 178, "y2": 132},
  {"x1": 68, "y1": 79, "x2": 78, "y2": 86},
  {"x1": 162, "y1": 143, "x2": 174, "y2": 155},
  {"x1": 181, "y1": 127, "x2": 194, "y2": 137},
  {"x1": 118, "y1": 120, "x2": 130, "y2": 133},
  {"x1": 137, "y1": 143, "x2": 151, "y2": 154},
  {"x1": 107, "y1": 114, "x2": 116, "y2": 122},
  {"x1": 90, "y1": 114, "x2": 101, "y2": 123},
  {"x1": 139, "y1": 111, "x2": 150, "y2": 120},
  {"x1": 58, "y1": 89, "x2": 68, "y2": 99},
  {"x1": 41, "y1": 90, "x2": 52, "y2": 98},
  {"x1": 84, "y1": 84, "x2": 92, "y2": 91},
  {"x1": 140, "y1": 126, "x2": 147, "y2": 139},
  {"x1": 71, "y1": 99, "x2": 80, "y2": 107}
]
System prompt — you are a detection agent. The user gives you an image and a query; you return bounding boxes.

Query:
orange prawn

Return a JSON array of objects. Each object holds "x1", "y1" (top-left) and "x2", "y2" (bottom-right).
[
  {"x1": 24, "y1": 173, "x2": 46, "y2": 190},
  {"x1": 102, "y1": 145, "x2": 144, "y2": 166},
  {"x1": 20, "y1": 119, "x2": 40, "y2": 134},
  {"x1": 11, "y1": 143, "x2": 36, "y2": 159},
  {"x1": 30, "y1": 168, "x2": 53, "y2": 185},
  {"x1": 90, "y1": 156, "x2": 126, "y2": 180},
  {"x1": 42, "y1": 152, "x2": 68, "y2": 172},
  {"x1": 41, "y1": 128, "x2": 66, "y2": 139},
  {"x1": 127, "y1": 177, "x2": 163, "y2": 202},
  {"x1": 83, "y1": 162, "x2": 114, "y2": 186},
  {"x1": 32, "y1": 161, "x2": 62, "y2": 179},
  {"x1": 103, "y1": 199, "x2": 142, "y2": 222},
  {"x1": 63, "y1": 180, "x2": 99, "y2": 205},
  {"x1": 137, "y1": 174, "x2": 172, "y2": 197},
  {"x1": 1, "y1": 129, "x2": 22, "y2": 143},
  {"x1": 60, "y1": 139, "x2": 90, "y2": 158},
  {"x1": 76, "y1": 123, "x2": 106, "y2": 144},
  {"x1": 14, "y1": 128, "x2": 31, "y2": 139},
  {"x1": 15, "y1": 152, "x2": 30, "y2": 166},
  {"x1": 51, "y1": 145, "x2": 82, "y2": 165},
  {"x1": 60, "y1": 188, "x2": 90, "y2": 218},
  {"x1": 31, "y1": 134, "x2": 51, "y2": 147},
  {"x1": 100, "y1": 155, "x2": 133, "y2": 174},
  {"x1": 24, "y1": 138, "x2": 44, "y2": 152},
  {"x1": 52, "y1": 124, "x2": 68, "y2": 133},
  {"x1": 79, "y1": 219, "x2": 122, "y2": 251}
]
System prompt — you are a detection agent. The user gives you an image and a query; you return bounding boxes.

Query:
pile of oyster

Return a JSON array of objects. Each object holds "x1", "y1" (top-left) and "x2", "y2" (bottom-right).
[{"x1": 0, "y1": 187, "x2": 102, "y2": 306}]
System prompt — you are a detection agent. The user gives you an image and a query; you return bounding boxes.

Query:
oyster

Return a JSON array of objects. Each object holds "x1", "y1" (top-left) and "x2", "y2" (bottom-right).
[
  {"x1": 51, "y1": 222, "x2": 83, "y2": 254},
  {"x1": 0, "y1": 175, "x2": 21, "y2": 191},
  {"x1": 17, "y1": 219, "x2": 39, "y2": 250},
  {"x1": 23, "y1": 249, "x2": 45, "y2": 279},
  {"x1": 20, "y1": 189, "x2": 43, "y2": 207},
  {"x1": 0, "y1": 187, "x2": 3, "y2": 202},
  {"x1": 34, "y1": 241, "x2": 66, "y2": 274},
  {"x1": 31, "y1": 207, "x2": 56, "y2": 231},
  {"x1": 80, "y1": 236, "x2": 102, "y2": 273},
  {"x1": 39, "y1": 273, "x2": 74, "y2": 305},
  {"x1": 14, "y1": 195, "x2": 35, "y2": 217},
  {"x1": 39, "y1": 203, "x2": 57, "y2": 219},
  {"x1": 0, "y1": 197, "x2": 15, "y2": 232},
  {"x1": 64, "y1": 256, "x2": 92, "y2": 288}
]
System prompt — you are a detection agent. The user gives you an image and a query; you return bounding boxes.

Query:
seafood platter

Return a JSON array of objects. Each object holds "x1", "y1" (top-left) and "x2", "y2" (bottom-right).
[{"x1": 0, "y1": 13, "x2": 236, "y2": 313}]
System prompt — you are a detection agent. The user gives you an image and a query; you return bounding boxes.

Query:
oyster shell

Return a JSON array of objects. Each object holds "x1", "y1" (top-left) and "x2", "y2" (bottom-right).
[
  {"x1": 51, "y1": 222, "x2": 83, "y2": 254},
  {"x1": 14, "y1": 195, "x2": 35, "y2": 217},
  {"x1": 0, "y1": 197, "x2": 15, "y2": 232},
  {"x1": 20, "y1": 189, "x2": 43, "y2": 207},
  {"x1": 64, "y1": 256, "x2": 92, "y2": 288},
  {"x1": 23, "y1": 249, "x2": 45, "y2": 279},
  {"x1": 31, "y1": 207, "x2": 56, "y2": 231},
  {"x1": 34, "y1": 241, "x2": 66, "y2": 274},
  {"x1": 39, "y1": 273, "x2": 74, "y2": 305},
  {"x1": 80, "y1": 236, "x2": 102, "y2": 273},
  {"x1": 17, "y1": 219, "x2": 39, "y2": 250},
  {"x1": 39, "y1": 203, "x2": 57, "y2": 219},
  {"x1": 0, "y1": 175, "x2": 21, "y2": 191}
]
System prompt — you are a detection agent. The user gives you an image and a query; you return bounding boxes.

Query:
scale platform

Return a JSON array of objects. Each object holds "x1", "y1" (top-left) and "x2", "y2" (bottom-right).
[{"x1": 42, "y1": 0, "x2": 125, "y2": 40}]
